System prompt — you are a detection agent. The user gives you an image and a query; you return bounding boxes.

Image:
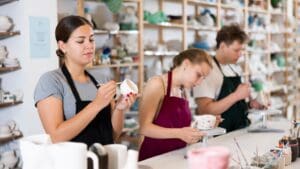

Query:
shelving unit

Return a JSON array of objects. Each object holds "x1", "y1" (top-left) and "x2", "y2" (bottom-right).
[
  {"x1": 76, "y1": 0, "x2": 144, "y2": 90},
  {"x1": 141, "y1": 0, "x2": 292, "y2": 115},
  {"x1": 0, "y1": 0, "x2": 22, "y2": 109},
  {"x1": 0, "y1": 66, "x2": 21, "y2": 74},
  {"x1": 0, "y1": 31, "x2": 20, "y2": 40},
  {"x1": 0, "y1": 101, "x2": 22, "y2": 108},
  {"x1": 293, "y1": 0, "x2": 300, "y2": 120}
]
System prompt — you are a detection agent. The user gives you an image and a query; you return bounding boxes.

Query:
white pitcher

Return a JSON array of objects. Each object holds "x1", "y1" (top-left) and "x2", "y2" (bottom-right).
[
  {"x1": 20, "y1": 134, "x2": 99, "y2": 169},
  {"x1": 48, "y1": 142, "x2": 98, "y2": 169},
  {"x1": 20, "y1": 134, "x2": 53, "y2": 169}
]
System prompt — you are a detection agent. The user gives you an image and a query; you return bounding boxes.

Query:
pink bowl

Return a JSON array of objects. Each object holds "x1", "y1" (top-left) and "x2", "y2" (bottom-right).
[{"x1": 187, "y1": 146, "x2": 230, "y2": 169}]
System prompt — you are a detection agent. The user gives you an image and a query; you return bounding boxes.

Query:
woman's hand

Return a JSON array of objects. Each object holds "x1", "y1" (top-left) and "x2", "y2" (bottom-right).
[
  {"x1": 93, "y1": 81, "x2": 117, "y2": 109},
  {"x1": 214, "y1": 115, "x2": 223, "y2": 127},
  {"x1": 178, "y1": 127, "x2": 205, "y2": 144},
  {"x1": 115, "y1": 93, "x2": 139, "y2": 111}
]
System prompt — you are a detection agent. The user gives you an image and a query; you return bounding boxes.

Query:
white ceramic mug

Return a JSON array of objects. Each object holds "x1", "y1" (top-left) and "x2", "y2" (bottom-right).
[
  {"x1": 48, "y1": 142, "x2": 99, "y2": 169},
  {"x1": 104, "y1": 144, "x2": 127, "y2": 169},
  {"x1": 194, "y1": 115, "x2": 216, "y2": 130},
  {"x1": 120, "y1": 79, "x2": 138, "y2": 95}
]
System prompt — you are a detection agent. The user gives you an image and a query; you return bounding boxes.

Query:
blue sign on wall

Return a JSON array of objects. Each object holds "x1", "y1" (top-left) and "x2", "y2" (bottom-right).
[{"x1": 29, "y1": 16, "x2": 50, "y2": 58}]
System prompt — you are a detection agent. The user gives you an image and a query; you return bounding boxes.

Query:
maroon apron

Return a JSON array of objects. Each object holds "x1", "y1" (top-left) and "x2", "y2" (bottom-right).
[{"x1": 139, "y1": 71, "x2": 192, "y2": 161}]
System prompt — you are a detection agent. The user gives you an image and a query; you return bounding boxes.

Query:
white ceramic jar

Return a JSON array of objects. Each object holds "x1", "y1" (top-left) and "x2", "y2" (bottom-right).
[{"x1": 0, "y1": 16, "x2": 13, "y2": 32}]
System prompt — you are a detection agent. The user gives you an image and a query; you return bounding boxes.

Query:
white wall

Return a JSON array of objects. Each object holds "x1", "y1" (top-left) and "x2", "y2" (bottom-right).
[
  {"x1": 0, "y1": 0, "x2": 58, "y2": 136},
  {"x1": 0, "y1": 0, "x2": 295, "y2": 136}
]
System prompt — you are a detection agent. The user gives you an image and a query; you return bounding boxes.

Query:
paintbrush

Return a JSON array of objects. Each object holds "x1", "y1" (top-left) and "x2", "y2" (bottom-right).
[
  {"x1": 97, "y1": 82, "x2": 122, "y2": 87},
  {"x1": 234, "y1": 137, "x2": 249, "y2": 167}
]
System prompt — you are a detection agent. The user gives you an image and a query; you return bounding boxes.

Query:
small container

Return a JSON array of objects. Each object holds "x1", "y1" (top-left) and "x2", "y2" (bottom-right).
[
  {"x1": 289, "y1": 138, "x2": 299, "y2": 161},
  {"x1": 298, "y1": 137, "x2": 300, "y2": 157}
]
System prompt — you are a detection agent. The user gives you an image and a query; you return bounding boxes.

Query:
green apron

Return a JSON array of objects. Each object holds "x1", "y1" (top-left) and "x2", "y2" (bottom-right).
[{"x1": 213, "y1": 57, "x2": 250, "y2": 132}]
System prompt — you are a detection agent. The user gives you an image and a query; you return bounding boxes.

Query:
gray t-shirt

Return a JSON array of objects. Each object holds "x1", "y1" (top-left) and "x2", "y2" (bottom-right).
[{"x1": 34, "y1": 69, "x2": 110, "y2": 119}]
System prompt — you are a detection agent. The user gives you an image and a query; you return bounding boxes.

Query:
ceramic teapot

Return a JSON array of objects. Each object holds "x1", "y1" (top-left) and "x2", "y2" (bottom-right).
[{"x1": 0, "y1": 16, "x2": 14, "y2": 32}]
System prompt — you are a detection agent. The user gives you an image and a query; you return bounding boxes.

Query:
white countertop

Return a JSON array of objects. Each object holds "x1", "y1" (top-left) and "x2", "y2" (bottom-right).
[{"x1": 139, "y1": 118, "x2": 300, "y2": 169}]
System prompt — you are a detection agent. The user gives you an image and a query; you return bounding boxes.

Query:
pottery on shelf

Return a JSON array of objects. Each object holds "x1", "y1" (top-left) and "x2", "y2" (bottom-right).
[{"x1": 0, "y1": 16, "x2": 14, "y2": 32}]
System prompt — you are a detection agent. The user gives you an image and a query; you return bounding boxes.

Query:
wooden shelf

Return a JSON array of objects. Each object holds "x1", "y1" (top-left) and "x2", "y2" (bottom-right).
[
  {"x1": 144, "y1": 50, "x2": 179, "y2": 56},
  {"x1": 0, "y1": 101, "x2": 23, "y2": 108},
  {"x1": 188, "y1": 25, "x2": 218, "y2": 31},
  {"x1": 0, "y1": 66, "x2": 21, "y2": 74},
  {"x1": 246, "y1": 30, "x2": 269, "y2": 34},
  {"x1": 270, "y1": 11, "x2": 284, "y2": 16},
  {"x1": 123, "y1": 0, "x2": 140, "y2": 3},
  {"x1": 87, "y1": 63, "x2": 140, "y2": 69},
  {"x1": 221, "y1": 4, "x2": 244, "y2": 10},
  {"x1": 187, "y1": 0, "x2": 217, "y2": 7},
  {"x1": 269, "y1": 85, "x2": 286, "y2": 93},
  {"x1": 0, "y1": 131, "x2": 22, "y2": 144},
  {"x1": 144, "y1": 22, "x2": 184, "y2": 29},
  {"x1": 0, "y1": 31, "x2": 20, "y2": 40},
  {"x1": 94, "y1": 29, "x2": 139, "y2": 35},
  {"x1": 248, "y1": 8, "x2": 268, "y2": 14},
  {"x1": 0, "y1": 0, "x2": 18, "y2": 6},
  {"x1": 247, "y1": 50, "x2": 269, "y2": 54}
]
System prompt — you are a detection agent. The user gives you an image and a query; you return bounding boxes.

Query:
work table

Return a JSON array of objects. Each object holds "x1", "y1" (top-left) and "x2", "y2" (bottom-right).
[{"x1": 139, "y1": 118, "x2": 300, "y2": 169}]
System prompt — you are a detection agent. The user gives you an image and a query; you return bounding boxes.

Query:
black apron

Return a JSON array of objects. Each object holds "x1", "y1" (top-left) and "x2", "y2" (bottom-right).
[
  {"x1": 213, "y1": 57, "x2": 250, "y2": 132},
  {"x1": 61, "y1": 64, "x2": 114, "y2": 147}
]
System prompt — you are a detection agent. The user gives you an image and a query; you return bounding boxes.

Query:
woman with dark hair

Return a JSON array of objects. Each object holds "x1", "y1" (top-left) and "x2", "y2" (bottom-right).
[
  {"x1": 34, "y1": 15, "x2": 137, "y2": 146},
  {"x1": 138, "y1": 48, "x2": 213, "y2": 161}
]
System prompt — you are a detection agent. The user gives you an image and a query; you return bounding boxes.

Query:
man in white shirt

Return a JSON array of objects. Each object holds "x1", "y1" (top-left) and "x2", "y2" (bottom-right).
[{"x1": 193, "y1": 25, "x2": 264, "y2": 132}]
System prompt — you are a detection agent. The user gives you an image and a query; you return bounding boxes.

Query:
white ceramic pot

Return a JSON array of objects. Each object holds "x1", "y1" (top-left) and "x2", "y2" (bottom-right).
[
  {"x1": 0, "y1": 16, "x2": 14, "y2": 32},
  {"x1": 0, "y1": 46, "x2": 8, "y2": 62},
  {"x1": 0, "y1": 150, "x2": 18, "y2": 168}
]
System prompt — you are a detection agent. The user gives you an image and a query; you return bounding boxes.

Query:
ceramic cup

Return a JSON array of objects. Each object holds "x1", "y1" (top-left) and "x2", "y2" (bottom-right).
[
  {"x1": 120, "y1": 79, "x2": 138, "y2": 96},
  {"x1": 0, "y1": 150, "x2": 18, "y2": 168},
  {"x1": 187, "y1": 146, "x2": 230, "y2": 169},
  {"x1": 194, "y1": 115, "x2": 216, "y2": 130},
  {"x1": 104, "y1": 144, "x2": 127, "y2": 169}
]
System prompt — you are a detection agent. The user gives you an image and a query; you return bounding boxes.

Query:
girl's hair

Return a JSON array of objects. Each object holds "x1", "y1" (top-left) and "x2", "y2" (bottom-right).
[
  {"x1": 172, "y1": 48, "x2": 212, "y2": 69},
  {"x1": 55, "y1": 15, "x2": 92, "y2": 63}
]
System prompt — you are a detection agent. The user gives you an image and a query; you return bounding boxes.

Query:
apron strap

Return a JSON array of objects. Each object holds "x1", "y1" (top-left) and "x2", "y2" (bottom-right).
[
  {"x1": 228, "y1": 65, "x2": 239, "y2": 76},
  {"x1": 61, "y1": 64, "x2": 82, "y2": 102},
  {"x1": 166, "y1": 71, "x2": 172, "y2": 97},
  {"x1": 213, "y1": 57, "x2": 239, "y2": 77},
  {"x1": 213, "y1": 57, "x2": 225, "y2": 76},
  {"x1": 85, "y1": 70, "x2": 99, "y2": 89}
]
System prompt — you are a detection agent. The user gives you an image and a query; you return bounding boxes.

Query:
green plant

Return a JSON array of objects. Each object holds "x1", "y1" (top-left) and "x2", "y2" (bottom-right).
[{"x1": 100, "y1": 0, "x2": 123, "y2": 13}]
